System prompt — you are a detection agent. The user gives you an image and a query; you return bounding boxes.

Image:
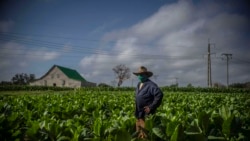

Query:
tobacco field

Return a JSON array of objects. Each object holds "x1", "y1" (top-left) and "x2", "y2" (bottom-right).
[{"x1": 0, "y1": 88, "x2": 250, "y2": 141}]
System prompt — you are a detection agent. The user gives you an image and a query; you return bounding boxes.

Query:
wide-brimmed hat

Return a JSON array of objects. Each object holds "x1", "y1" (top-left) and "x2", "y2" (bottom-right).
[{"x1": 133, "y1": 66, "x2": 153, "y2": 77}]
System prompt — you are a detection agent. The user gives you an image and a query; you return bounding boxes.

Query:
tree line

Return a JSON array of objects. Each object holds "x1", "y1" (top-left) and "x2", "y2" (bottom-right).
[
  {"x1": 0, "y1": 73, "x2": 35, "y2": 85},
  {"x1": 1, "y1": 64, "x2": 249, "y2": 89}
]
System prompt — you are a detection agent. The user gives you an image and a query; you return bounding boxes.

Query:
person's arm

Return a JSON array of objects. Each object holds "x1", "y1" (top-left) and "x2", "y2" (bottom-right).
[{"x1": 148, "y1": 86, "x2": 163, "y2": 111}]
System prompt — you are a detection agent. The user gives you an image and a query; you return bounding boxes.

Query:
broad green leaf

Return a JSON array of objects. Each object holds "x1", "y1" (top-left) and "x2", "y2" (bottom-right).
[
  {"x1": 222, "y1": 115, "x2": 234, "y2": 137},
  {"x1": 212, "y1": 114, "x2": 224, "y2": 129},
  {"x1": 220, "y1": 105, "x2": 231, "y2": 120},
  {"x1": 57, "y1": 136, "x2": 71, "y2": 141},
  {"x1": 198, "y1": 111, "x2": 210, "y2": 135},
  {"x1": 26, "y1": 121, "x2": 40, "y2": 138},
  {"x1": 166, "y1": 120, "x2": 179, "y2": 136},
  {"x1": 186, "y1": 119, "x2": 202, "y2": 134},
  {"x1": 93, "y1": 118, "x2": 102, "y2": 136},
  {"x1": 12, "y1": 129, "x2": 21, "y2": 138},
  {"x1": 8, "y1": 112, "x2": 18, "y2": 122},
  {"x1": 152, "y1": 127, "x2": 166, "y2": 140},
  {"x1": 170, "y1": 124, "x2": 184, "y2": 141},
  {"x1": 114, "y1": 129, "x2": 131, "y2": 141},
  {"x1": 185, "y1": 132, "x2": 206, "y2": 141},
  {"x1": 207, "y1": 136, "x2": 226, "y2": 140}
]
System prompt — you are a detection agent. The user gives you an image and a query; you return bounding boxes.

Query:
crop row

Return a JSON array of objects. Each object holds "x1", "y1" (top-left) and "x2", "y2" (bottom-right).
[
  {"x1": 0, "y1": 90, "x2": 250, "y2": 141},
  {"x1": 1, "y1": 85, "x2": 250, "y2": 93}
]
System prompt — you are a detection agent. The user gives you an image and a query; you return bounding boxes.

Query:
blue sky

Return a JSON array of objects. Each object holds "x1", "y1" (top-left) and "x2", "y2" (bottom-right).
[{"x1": 0, "y1": 0, "x2": 249, "y2": 87}]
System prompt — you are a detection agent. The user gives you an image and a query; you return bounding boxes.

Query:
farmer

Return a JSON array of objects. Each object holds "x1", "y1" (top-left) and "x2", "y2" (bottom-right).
[{"x1": 133, "y1": 66, "x2": 163, "y2": 138}]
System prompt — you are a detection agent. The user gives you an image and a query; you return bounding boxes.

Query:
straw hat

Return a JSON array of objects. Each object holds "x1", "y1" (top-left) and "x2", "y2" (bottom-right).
[{"x1": 133, "y1": 66, "x2": 153, "y2": 77}]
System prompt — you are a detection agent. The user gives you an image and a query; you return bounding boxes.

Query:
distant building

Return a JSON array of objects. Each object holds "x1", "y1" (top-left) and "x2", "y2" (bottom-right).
[{"x1": 30, "y1": 65, "x2": 96, "y2": 88}]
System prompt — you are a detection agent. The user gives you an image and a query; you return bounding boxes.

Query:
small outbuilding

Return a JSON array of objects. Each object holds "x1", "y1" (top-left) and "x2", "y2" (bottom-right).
[{"x1": 30, "y1": 65, "x2": 96, "y2": 88}]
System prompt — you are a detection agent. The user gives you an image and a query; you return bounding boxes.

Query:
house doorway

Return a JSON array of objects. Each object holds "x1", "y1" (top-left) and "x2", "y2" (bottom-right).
[{"x1": 53, "y1": 83, "x2": 56, "y2": 87}]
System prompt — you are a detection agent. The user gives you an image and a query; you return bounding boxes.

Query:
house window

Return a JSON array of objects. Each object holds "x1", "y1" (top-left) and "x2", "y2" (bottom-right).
[
  {"x1": 57, "y1": 74, "x2": 60, "y2": 78},
  {"x1": 51, "y1": 74, "x2": 54, "y2": 79}
]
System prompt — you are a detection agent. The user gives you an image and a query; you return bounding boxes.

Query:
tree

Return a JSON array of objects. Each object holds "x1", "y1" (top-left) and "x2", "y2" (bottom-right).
[
  {"x1": 229, "y1": 82, "x2": 250, "y2": 89},
  {"x1": 11, "y1": 73, "x2": 35, "y2": 85},
  {"x1": 98, "y1": 83, "x2": 113, "y2": 88},
  {"x1": 187, "y1": 83, "x2": 193, "y2": 88},
  {"x1": 213, "y1": 82, "x2": 226, "y2": 88},
  {"x1": 112, "y1": 64, "x2": 130, "y2": 87},
  {"x1": 0, "y1": 81, "x2": 12, "y2": 86}
]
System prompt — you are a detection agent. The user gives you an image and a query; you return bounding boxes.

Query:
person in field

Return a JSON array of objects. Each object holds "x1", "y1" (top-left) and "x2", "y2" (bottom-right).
[{"x1": 133, "y1": 66, "x2": 163, "y2": 138}]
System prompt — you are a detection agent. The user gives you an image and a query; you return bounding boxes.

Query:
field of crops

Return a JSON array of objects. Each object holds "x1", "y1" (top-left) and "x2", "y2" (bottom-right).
[{"x1": 0, "y1": 88, "x2": 250, "y2": 141}]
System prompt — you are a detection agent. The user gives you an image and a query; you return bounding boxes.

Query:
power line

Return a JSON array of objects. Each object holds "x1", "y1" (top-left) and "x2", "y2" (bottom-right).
[
  {"x1": 0, "y1": 33, "x2": 205, "y2": 60},
  {"x1": 0, "y1": 31, "x2": 203, "y2": 50},
  {"x1": 0, "y1": 31, "x2": 206, "y2": 48},
  {"x1": 1, "y1": 32, "x2": 249, "y2": 64}
]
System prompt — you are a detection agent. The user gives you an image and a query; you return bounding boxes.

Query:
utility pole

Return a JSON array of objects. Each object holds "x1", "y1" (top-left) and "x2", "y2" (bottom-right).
[
  {"x1": 207, "y1": 41, "x2": 212, "y2": 87},
  {"x1": 207, "y1": 39, "x2": 215, "y2": 87},
  {"x1": 221, "y1": 53, "x2": 232, "y2": 87}
]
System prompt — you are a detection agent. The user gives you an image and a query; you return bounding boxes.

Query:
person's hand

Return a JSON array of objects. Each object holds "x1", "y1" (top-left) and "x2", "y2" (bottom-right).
[{"x1": 144, "y1": 106, "x2": 150, "y2": 114}]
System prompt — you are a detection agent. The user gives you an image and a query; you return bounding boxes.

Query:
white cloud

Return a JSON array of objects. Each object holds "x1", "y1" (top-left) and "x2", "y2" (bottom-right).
[
  {"x1": 25, "y1": 48, "x2": 60, "y2": 61},
  {"x1": 132, "y1": 1, "x2": 194, "y2": 39},
  {"x1": 43, "y1": 52, "x2": 60, "y2": 60},
  {"x1": 0, "y1": 42, "x2": 25, "y2": 68},
  {"x1": 80, "y1": 55, "x2": 97, "y2": 66},
  {"x1": 79, "y1": 0, "x2": 250, "y2": 86},
  {"x1": 0, "y1": 41, "x2": 62, "y2": 81}
]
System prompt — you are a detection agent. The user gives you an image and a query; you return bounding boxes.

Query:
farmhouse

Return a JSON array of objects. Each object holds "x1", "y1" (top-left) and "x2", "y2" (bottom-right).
[{"x1": 30, "y1": 65, "x2": 96, "y2": 88}]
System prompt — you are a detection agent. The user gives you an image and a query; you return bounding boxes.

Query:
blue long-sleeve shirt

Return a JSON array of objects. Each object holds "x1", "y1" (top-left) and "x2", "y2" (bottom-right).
[{"x1": 135, "y1": 79, "x2": 163, "y2": 118}]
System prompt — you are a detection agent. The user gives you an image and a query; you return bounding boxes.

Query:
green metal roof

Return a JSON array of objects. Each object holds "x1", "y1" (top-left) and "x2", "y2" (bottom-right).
[{"x1": 56, "y1": 65, "x2": 86, "y2": 81}]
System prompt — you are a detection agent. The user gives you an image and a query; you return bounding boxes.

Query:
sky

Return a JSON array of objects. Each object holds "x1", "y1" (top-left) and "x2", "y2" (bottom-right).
[{"x1": 0, "y1": 0, "x2": 249, "y2": 87}]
